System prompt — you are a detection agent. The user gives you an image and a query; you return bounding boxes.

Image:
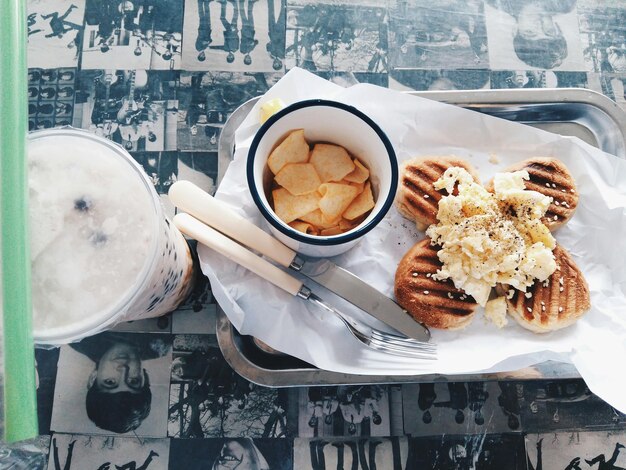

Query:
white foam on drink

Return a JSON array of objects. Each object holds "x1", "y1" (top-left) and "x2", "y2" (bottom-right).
[{"x1": 28, "y1": 135, "x2": 156, "y2": 332}]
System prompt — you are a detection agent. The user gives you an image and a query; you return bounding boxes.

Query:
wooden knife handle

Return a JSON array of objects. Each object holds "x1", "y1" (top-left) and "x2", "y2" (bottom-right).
[
  {"x1": 174, "y1": 213, "x2": 303, "y2": 296},
  {"x1": 169, "y1": 181, "x2": 297, "y2": 268}
]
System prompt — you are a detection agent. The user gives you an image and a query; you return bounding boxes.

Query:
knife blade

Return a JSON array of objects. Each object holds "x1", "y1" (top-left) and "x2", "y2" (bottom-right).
[
  {"x1": 297, "y1": 258, "x2": 430, "y2": 341},
  {"x1": 169, "y1": 181, "x2": 431, "y2": 342}
]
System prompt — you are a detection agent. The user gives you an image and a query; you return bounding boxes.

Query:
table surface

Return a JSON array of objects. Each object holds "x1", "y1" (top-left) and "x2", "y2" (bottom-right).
[{"x1": 3, "y1": 0, "x2": 626, "y2": 469}]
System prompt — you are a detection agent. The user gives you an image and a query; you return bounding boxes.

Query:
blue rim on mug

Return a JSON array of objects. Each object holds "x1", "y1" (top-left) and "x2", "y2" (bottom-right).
[{"x1": 247, "y1": 99, "x2": 398, "y2": 246}]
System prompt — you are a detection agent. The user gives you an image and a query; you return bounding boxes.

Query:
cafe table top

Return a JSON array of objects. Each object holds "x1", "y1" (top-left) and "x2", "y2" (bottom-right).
[{"x1": 2, "y1": 0, "x2": 626, "y2": 468}]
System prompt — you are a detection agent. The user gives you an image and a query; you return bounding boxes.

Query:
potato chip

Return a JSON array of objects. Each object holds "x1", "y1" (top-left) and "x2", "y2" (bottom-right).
[
  {"x1": 266, "y1": 130, "x2": 377, "y2": 237},
  {"x1": 321, "y1": 212, "x2": 343, "y2": 225},
  {"x1": 339, "y1": 218, "x2": 358, "y2": 231},
  {"x1": 275, "y1": 163, "x2": 321, "y2": 196},
  {"x1": 289, "y1": 220, "x2": 318, "y2": 235},
  {"x1": 309, "y1": 143, "x2": 355, "y2": 182},
  {"x1": 343, "y1": 182, "x2": 375, "y2": 220},
  {"x1": 318, "y1": 183, "x2": 359, "y2": 221},
  {"x1": 267, "y1": 129, "x2": 310, "y2": 174},
  {"x1": 320, "y1": 226, "x2": 343, "y2": 236},
  {"x1": 345, "y1": 213, "x2": 368, "y2": 228},
  {"x1": 343, "y1": 159, "x2": 370, "y2": 184},
  {"x1": 272, "y1": 188, "x2": 321, "y2": 224},
  {"x1": 300, "y1": 209, "x2": 341, "y2": 229},
  {"x1": 341, "y1": 179, "x2": 364, "y2": 194}
]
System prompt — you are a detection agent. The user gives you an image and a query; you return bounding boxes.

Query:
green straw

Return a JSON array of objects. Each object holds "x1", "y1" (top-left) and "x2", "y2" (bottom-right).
[{"x1": 0, "y1": 0, "x2": 39, "y2": 442}]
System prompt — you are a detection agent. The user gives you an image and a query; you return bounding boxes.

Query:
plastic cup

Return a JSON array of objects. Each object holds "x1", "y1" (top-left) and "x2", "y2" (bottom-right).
[{"x1": 28, "y1": 128, "x2": 194, "y2": 345}]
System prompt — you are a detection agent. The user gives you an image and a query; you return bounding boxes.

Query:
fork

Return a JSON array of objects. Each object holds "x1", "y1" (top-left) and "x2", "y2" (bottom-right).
[
  {"x1": 301, "y1": 287, "x2": 437, "y2": 358},
  {"x1": 174, "y1": 213, "x2": 437, "y2": 359}
]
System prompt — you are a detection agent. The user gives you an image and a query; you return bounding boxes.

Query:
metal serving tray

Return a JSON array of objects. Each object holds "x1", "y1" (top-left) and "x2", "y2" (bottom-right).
[{"x1": 215, "y1": 88, "x2": 626, "y2": 387}]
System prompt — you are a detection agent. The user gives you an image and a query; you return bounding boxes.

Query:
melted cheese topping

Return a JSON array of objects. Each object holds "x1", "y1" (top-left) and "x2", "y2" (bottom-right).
[{"x1": 425, "y1": 167, "x2": 556, "y2": 306}]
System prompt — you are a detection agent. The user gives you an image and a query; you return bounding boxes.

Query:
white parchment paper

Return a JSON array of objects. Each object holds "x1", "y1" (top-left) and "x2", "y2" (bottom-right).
[{"x1": 198, "y1": 68, "x2": 626, "y2": 412}]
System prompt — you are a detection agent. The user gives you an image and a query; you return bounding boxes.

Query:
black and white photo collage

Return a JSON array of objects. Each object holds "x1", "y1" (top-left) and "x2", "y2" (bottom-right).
[
  {"x1": 35, "y1": 327, "x2": 626, "y2": 469},
  {"x1": 25, "y1": 0, "x2": 626, "y2": 165},
  {"x1": 22, "y1": 0, "x2": 626, "y2": 468}
]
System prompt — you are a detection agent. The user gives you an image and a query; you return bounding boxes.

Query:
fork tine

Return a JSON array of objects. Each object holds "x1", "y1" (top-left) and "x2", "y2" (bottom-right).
[
  {"x1": 370, "y1": 330, "x2": 437, "y2": 350},
  {"x1": 306, "y1": 291, "x2": 437, "y2": 358},
  {"x1": 350, "y1": 324, "x2": 437, "y2": 358},
  {"x1": 373, "y1": 342, "x2": 437, "y2": 356},
  {"x1": 367, "y1": 337, "x2": 438, "y2": 359},
  {"x1": 367, "y1": 331, "x2": 437, "y2": 354},
  {"x1": 372, "y1": 329, "x2": 437, "y2": 349},
  {"x1": 358, "y1": 329, "x2": 437, "y2": 357},
  {"x1": 378, "y1": 330, "x2": 437, "y2": 345},
  {"x1": 370, "y1": 329, "x2": 436, "y2": 345}
]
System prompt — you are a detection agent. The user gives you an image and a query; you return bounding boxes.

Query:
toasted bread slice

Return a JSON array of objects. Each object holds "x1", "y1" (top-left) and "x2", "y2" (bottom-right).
[
  {"x1": 485, "y1": 157, "x2": 578, "y2": 231},
  {"x1": 394, "y1": 237, "x2": 479, "y2": 329},
  {"x1": 498, "y1": 244, "x2": 590, "y2": 333},
  {"x1": 395, "y1": 156, "x2": 480, "y2": 231}
]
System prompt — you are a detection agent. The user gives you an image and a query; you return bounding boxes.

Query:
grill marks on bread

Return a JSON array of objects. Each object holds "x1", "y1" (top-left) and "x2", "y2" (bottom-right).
[
  {"x1": 396, "y1": 156, "x2": 480, "y2": 230},
  {"x1": 502, "y1": 244, "x2": 590, "y2": 333},
  {"x1": 485, "y1": 157, "x2": 578, "y2": 230},
  {"x1": 394, "y1": 238, "x2": 478, "y2": 330},
  {"x1": 394, "y1": 156, "x2": 587, "y2": 332}
]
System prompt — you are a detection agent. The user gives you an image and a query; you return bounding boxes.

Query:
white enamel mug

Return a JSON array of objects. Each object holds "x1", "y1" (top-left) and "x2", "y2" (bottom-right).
[{"x1": 247, "y1": 99, "x2": 398, "y2": 258}]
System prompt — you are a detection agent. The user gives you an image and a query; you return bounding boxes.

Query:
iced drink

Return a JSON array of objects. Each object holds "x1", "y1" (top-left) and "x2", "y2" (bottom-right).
[{"x1": 28, "y1": 129, "x2": 194, "y2": 344}]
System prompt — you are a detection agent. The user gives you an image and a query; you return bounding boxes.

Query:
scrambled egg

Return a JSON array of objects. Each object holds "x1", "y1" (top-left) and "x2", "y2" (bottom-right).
[
  {"x1": 425, "y1": 167, "x2": 557, "y2": 306},
  {"x1": 485, "y1": 296, "x2": 508, "y2": 328}
]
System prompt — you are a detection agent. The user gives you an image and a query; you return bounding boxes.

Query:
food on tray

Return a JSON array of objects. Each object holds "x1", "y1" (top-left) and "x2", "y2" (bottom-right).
[
  {"x1": 318, "y1": 182, "x2": 360, "y2": 220},
  {"x1": 485, "y1": 157, "x2": 579, "y2": 231},
  {"x1": 395, "y1": 156, "x2": 480, "y2": 231},
  {"x1": 259, "y1": 98, "x2": 286, "y2": 123},
  {"x1": 425, "y1": 166, "x2": 557, "y2": 306},
  {"x1": 484, "y1": 296, "x2": 508, "y2": 328},
  {"x1": 267, "y1": 129, "x2": 310, "y2": 174},
  {"x1": 309, "y1": 143, "x2": 355, "y2": 182},
  {"x1": 497, "y1": 244, "x2": 590, "y2": 333},
  {"x1": 268, "y1": 130, "x2": 375, "y2": 236},
  {"x1": 288, "y1": 220, "x2": 317, "y2": 235},
  {"x1": 344, "y1": 159, "x2": 370, "y2": 184},
  {"x1": 272, "y1": 187, "x2": 321, "y2": 224},
  {"x1": 394, "y1": 155, "x2": 590, "y2": 333},
  {"x1": 275, "y1": 163, "x2": 321, "y2": 195},
  {"x1": 394, "y1": 237, "x2": 479, "y2": 330},
  {"x1": 343, "y1": 182, "x2": 375, "y2": 221}
]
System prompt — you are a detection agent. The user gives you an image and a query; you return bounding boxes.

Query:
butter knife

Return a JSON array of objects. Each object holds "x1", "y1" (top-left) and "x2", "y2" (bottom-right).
[{"x1": 169, "y1": 181, "x2": 431, "y2": 342}]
